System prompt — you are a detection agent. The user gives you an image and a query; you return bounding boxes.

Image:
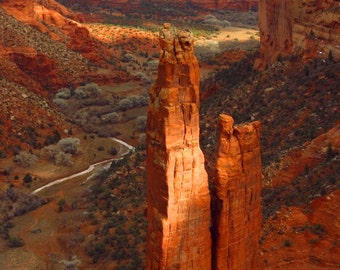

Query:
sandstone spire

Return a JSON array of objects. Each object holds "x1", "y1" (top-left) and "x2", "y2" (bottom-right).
[
  {"x1": 146, "y1": 23, "x2": 211, "y2": 269},
  {"x1": 212, "y1": 114, "x2": 262, "y2": 270}
]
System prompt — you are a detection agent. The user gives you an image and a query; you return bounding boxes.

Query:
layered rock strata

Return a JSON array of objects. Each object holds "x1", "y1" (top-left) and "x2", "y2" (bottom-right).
[
  {"x1": 61, "y1": 0, "x2": 257, "y2": 12},
  {"x1": 146, "y1": 23, "x2": 211, "y2": 269},
  {"x1": 257, "y1": 0, "x2": 340, "y2": 68},
  {"x1": 213, "y1": 114, "x2": 262, "y2": 270}
]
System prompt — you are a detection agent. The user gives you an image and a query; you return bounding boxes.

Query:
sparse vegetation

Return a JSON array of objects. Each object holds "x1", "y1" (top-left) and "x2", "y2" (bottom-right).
[
  {"x1": 7, "y1": 235, "x2": 24, "y2": 248},
  {"x1": 81, "y1": 151, "x2": 146, "y2": 267},
  {"x1": 22, "y1": 173, "x2": 33, "y2": 184},
  {"x1": 0, "y1": 187, "x2": 43, "y2": 223},
  {"x1": 283, "y1": 239, "x2": 292, "y2": 247},
  {"x1": 57, "y1": 138, "x2": 80, "y2": 155},
  {"x1": 14, "y1": 151, "x2": 37, "y2": 168}
]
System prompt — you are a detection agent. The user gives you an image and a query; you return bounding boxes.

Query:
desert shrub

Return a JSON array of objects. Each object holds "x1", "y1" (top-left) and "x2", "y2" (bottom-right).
[
  {"x1": 56, "y1": 87, "x2": 71, "y2": 99},
  {"x1": 137, "y1": 133, "x2": 146, "y2": 150},
  {"x1": 88, "y1": 116, "x2": 102, "y2": 126},
  {"x1": 7, "y1": 235, "x2": 24, "y2": 248},
  {"x1": 0, "y1": 223, "x2": 9, "y2": 239},
  {"x1": 44, "y1": 130, "x2": 61, "y2": 146},
  {"x1": 54, "y1": 151, "x2": 73, "y2": 166},
  {"x1": 203, "y1": 14, "x2": 231, "y2": 27},
  {"x1": 84, "y1": 83, "x2": 102, "y2": 98},
  {"x1": 14, "y1": 151, "x2": 37, "y2": 168},
  {"x1": 283, "y1": 239, "x2": 292, "y2": 247},
  {"x1": 57, "y1": 138, "x2": 80, "y2": 154},
  {"x1": 58, "y1": 255, "x2": 81, "y2": 269},
  {"x1": 309, "y1": 223, "x2": 325, "y2": 235},
  {"x1": 41, "y1": 145, "x2": 60, "y2": 162},
  {"x1": 74, "y1": 88, "x2": 87, "y2": 99},
  {"x1": 144, "y1": 59, "x2": 158, "y2": 70},
  {"x1": 135, "y1": 115, "x2": 147, "y2": 131},
  {"x1": 22, "y1": 173, "x2": 33, "y2": 184},
  {"x1": 0, "y1": 150, "x2": 7, "y2": 158},
  {"x1": 134, "y1": 72, "x2": 151, "y2": 84},
  {"x1": 53, "y1": 98, "x2": 68, "y2": 108},
  {"x1": 57, "y1": 198, "x2": 66, "y2": 212},
  {"x1": 118, "y1": 98, "x2": 133, "y2": 111},
  {"x1": 0, "y1": 187, "x2": 42, "y2": 223},
  {"x1": 102, "y1": 112, "x2": 120, "y2": 124},
  {"x1": 130, "y1": 95, "x2": 149, "y2": 107},
  {"x1": 108, "y1": 147, "x2": 117, "y2": 156},
  {"x1": 120, "y1": 53, "x2": 135, "y2": 63}
]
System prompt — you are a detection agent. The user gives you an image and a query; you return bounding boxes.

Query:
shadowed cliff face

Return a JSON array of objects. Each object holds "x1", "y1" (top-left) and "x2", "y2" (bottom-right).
[
  {"x1": 146, "y1": 23, "x2": 211, "y2": 269},
  {"x1": 256, "y1": 0, "x2": 340, "y2": 68}
]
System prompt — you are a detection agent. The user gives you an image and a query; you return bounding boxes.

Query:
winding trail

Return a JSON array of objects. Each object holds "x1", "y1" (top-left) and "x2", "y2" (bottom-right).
[{"x1": 31, "y1": 138, "x2": 135, "y2": 195}]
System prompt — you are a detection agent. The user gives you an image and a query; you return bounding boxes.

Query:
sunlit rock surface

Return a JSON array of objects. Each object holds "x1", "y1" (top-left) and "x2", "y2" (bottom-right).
[
  {"x1": 146, "y1": 23, "x2": 211, "y2": 269},
  {"x1": 212, "y1": 114, "x2": 262, "y2": 270}
]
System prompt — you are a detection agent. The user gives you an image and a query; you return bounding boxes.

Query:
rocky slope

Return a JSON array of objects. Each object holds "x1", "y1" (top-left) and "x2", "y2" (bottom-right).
[
  {"x1": 0, "y1": 0, "x2": 129, "y2": 154},
  {"x1": 256, "y1": 0, "x2": 340, "y2": 68},
  {"x1": 199, "y1": 50, "x2": 339, "y2": 268}
]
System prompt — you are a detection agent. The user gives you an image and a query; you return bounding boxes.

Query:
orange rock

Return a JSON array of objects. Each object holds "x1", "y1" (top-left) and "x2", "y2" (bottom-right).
[
  {"x1": 213, "y1": 114, "x2": 262, "y2": 270},
  {"x1": 146, "y1": 23, "x2": 211, "y2": 269},
  {"x1": 256, "y1": 0, "x2": 340, "y2": 69}
]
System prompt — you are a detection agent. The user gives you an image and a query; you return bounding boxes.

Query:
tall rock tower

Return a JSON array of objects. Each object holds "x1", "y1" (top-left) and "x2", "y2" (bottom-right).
[
  {"x1": 146, "y1": 23, "x2": 211, "y2": 269},
  {"x1": 212, "y1": 114, "x2": 262, "y2": 270}
]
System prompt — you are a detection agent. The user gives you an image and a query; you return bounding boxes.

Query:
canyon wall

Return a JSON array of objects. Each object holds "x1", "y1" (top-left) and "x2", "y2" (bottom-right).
[
  {"x1": 188, "y1": 0, "x2": 257, "y2": 11},
  {"x1": 146, "y1": 23, "x2": 211, "y2": 269},
  {"x1": 60, "y1": 0, "x2": 257, "y2": 12},
  {"x1": 257, "y1": 0, "x2": 340, "y2": 68},
  {"x1": 212, "y1": 115, "x2": 262, "y2": 270}
]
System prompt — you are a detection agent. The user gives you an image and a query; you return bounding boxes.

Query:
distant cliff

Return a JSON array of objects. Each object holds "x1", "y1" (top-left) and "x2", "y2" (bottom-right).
[
  {"x1": 59, "y1": 0, "x2": 258, "y2": 12},
  {"x1": 256, "y1": 0, "x2": 340, "y2": 68}
]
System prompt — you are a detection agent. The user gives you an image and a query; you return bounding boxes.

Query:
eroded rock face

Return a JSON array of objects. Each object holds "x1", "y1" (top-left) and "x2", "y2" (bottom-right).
[
  {"x1": 146, "y1": 23, "x2": 211, "y2": 269},
  {"x1": 60, "y1": 0, "x2": 257, "y2": 12},
  {"x1": 212, "y1": 114, "x2": 262, "y2": 270},
  {"x1": 256, "y1": 0, "x2": 340, "y2": 68},
  {"x1": 190, "y1": 0, "x2": 257, "y2": 11}
]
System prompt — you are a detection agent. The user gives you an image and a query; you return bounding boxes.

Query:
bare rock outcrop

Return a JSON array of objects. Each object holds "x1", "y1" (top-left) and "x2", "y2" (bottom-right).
[
  {"x1": 256, "y1": 0, "x2": 340, "y2": 68},
  {"x1": 146, "y1": 23, "x2": 211, "y2": 269},
  {"x1": 212, "y1": 114, "x2": 262, "y2": 270}
]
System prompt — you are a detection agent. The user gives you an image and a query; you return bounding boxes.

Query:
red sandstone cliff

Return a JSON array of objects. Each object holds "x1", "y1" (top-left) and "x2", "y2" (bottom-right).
[
  {"x1": 60, "y1": 0, "x2": 257, "y2": 12},
  {"x1": 189, "y1": 0, "x2": 257, "y2": 11},
  {"x1": 257, "y1": 0, "x2": 340, "y2": 68},
  {"x1": 146, "y1": 23, "x2": 211, "y2": 269},
  {"x1": 213, "y1": 114, "x2": 262, "y2": 270}
]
